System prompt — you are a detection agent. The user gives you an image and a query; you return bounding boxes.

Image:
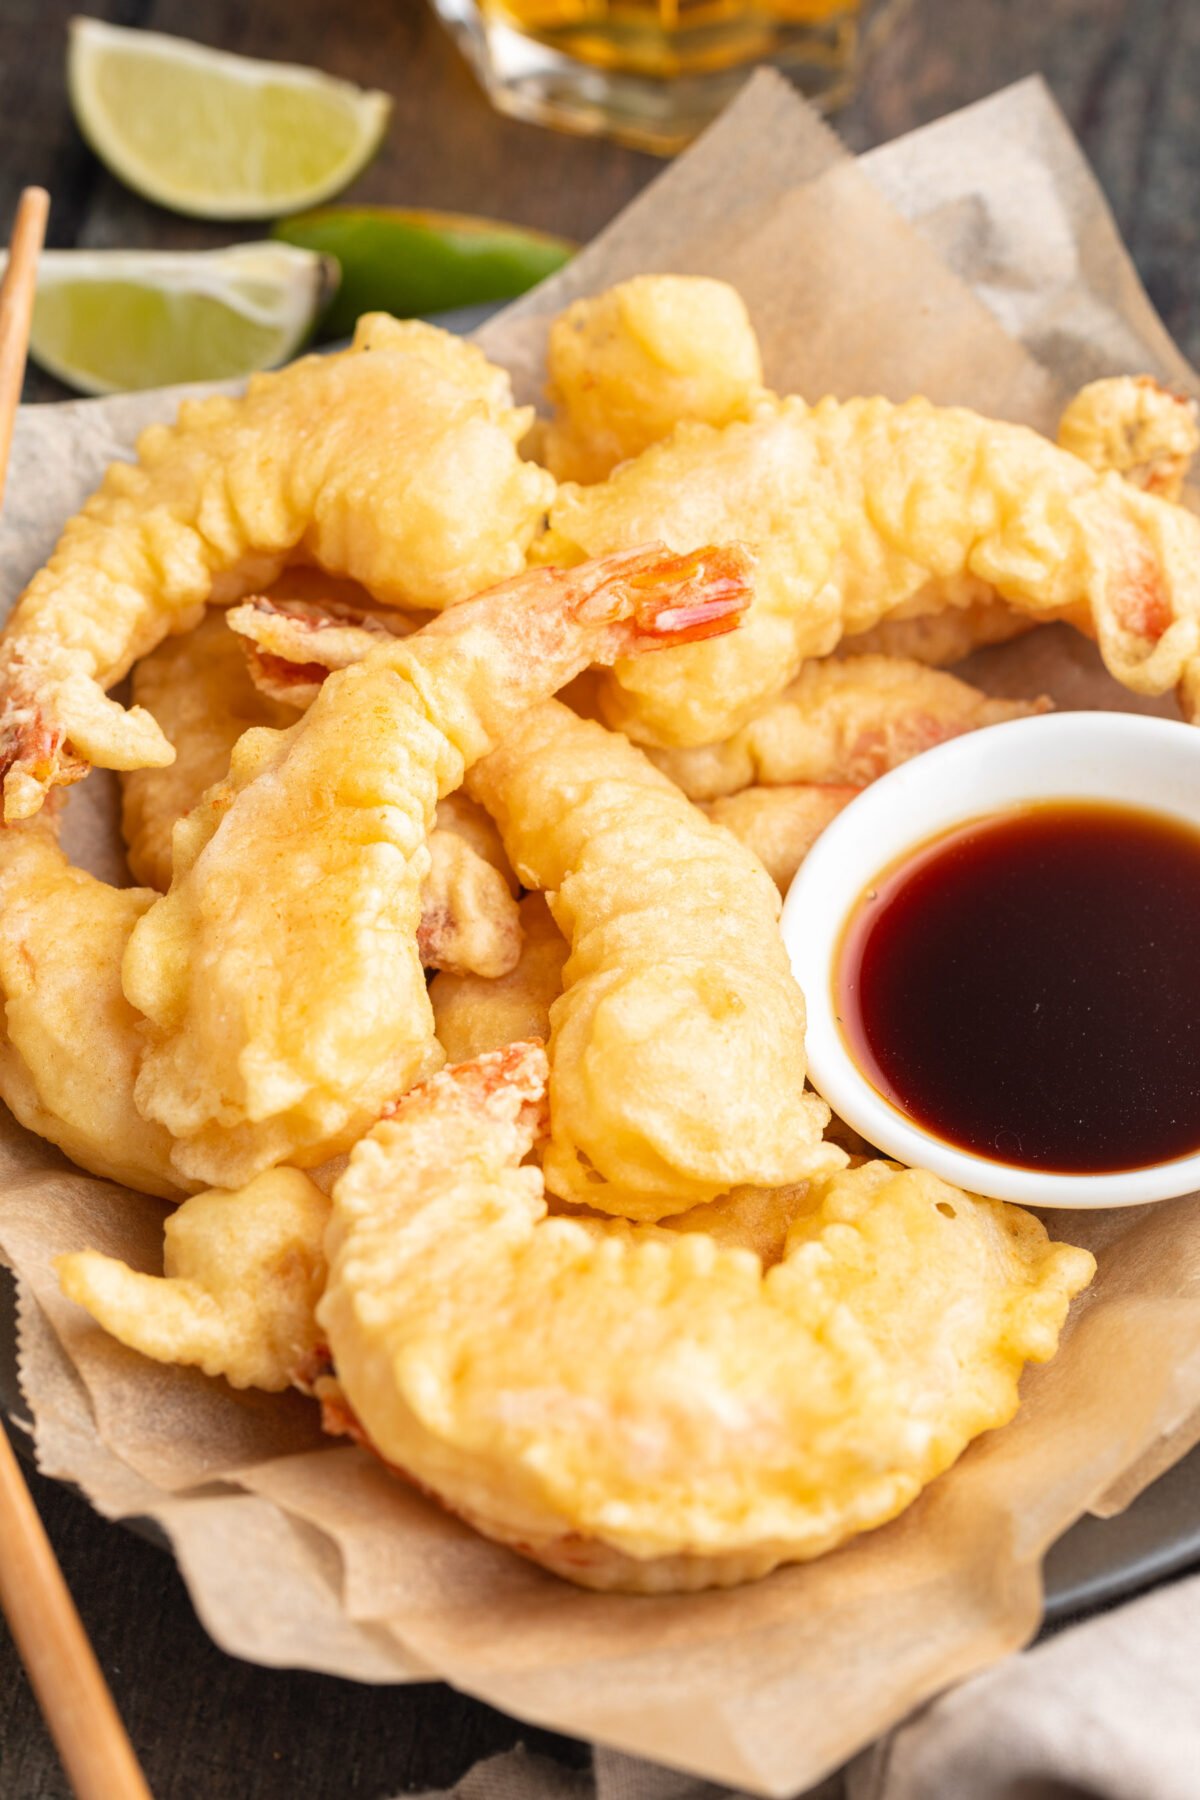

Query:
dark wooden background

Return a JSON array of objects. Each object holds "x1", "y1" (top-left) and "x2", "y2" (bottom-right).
[{"x1": 1, "y1": 0, "x2": 1198, "y2": 1792}]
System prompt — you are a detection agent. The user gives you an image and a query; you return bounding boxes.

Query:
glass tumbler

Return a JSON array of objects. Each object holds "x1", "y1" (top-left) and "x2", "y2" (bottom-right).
[{"x1": 429, "y1": 0, "x2": 880, "y2": 153}]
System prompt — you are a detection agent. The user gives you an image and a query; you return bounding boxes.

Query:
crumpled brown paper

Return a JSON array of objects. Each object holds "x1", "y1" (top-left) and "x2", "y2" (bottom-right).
[{"x1": 2, "y1": 70, "x2": 1200, "y2": 1799}]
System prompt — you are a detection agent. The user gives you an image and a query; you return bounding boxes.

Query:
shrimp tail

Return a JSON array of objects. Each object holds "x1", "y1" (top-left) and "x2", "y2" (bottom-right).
[
  {"x1": 0, "y1": 688, "x2": 88, "y2": 822},
  {"x1": 383, "y1": 1040, "x2": 550, "y2": 1168},
  {"x1": 567, "y1": 543, "x2": 754, "y2": 647}
]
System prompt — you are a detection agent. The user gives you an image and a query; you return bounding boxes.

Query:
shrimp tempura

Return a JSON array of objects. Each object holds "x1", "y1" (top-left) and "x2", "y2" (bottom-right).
[
  {"x1": 319, "y1": 1043, "x2": 1095, "y2": 1591},
  {"x1": 0, "y1": 825, "x2": 186, "y2": 1198},
  {"x1": 58, "y1": 1169, "x2": 330, "y2": 1391},
  {"x1": 122, "y1": 546, "x2": 752, "y2": 1189},
  {"x1": 431, "y1": 892, "x2": 567, "y2": 1063},
  {"x1": 547, "y1": 395, "x2": 1200, "y2": 747},
  {"x1": 650, "y1": 656, "x2": 1048, "y2": 801},
  {"x1": 840, "y1": 378, "x2": 1200, "y2": 668},
  {"x1": 468, "y1": 700, "x2": 837, "y2": 1219},
  {"x1": 122, "y1": 611, "x2": 522, "y2": 979},
  {"x1": 121, "y1": 609, "x2": 295, "y2": 891},
  {"x1": 536, "y1": 275, "x2": 766, "y2": 485},
  {"x1": 226, "y1": 594, "x2": 418, "y2": 710},
  {"x1": 702, "y1": 784, "x2": 859, "y2": 894},
  {"x1": 0, "y1": 316, "x2": 554, "y2": 819},
  {"x1": 1057, "y1": 375, "x2": 1199, "y2": 501}
]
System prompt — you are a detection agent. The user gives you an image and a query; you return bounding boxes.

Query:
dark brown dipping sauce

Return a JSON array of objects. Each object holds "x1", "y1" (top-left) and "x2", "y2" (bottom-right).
[{"x1": 838, "y1": 802, "x2": 1200, "y2": 1174}]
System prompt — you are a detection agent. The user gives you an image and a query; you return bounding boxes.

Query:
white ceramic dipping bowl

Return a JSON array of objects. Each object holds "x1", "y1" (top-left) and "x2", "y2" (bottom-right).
[{"x1": 780, "y1": 710, "x2": 1200, "y2": 1208}]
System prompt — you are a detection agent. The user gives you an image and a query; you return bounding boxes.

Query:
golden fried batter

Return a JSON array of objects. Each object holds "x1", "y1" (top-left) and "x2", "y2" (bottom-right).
[
  {"x1": 227, "y1": 594, "x2": 417, "y2": 710},
  {"x1": 122, "y1": 547, "x2": 751, "y2": 1189},
  {"x1": 418, "y1": 818, "x2": 522, "y2": 981},
  {"x1": 58, "y1": 1168, "x2": 330, "y2": 1391},
  {"x1": 651, "y1": 655, "x2": 1047, "y2": 800},
  {"x1": 840, "y1": 599, "x2": 1037, "y2": 667},
  {"x1": 431, "y1": 892, "x2": 567, "y2": 1063},
  {"x1": 122, "y1": 612, "x2": 522, "y2": 977},
  {"x1": 319, "y1": 1044, "x2": 1095, "y2": 1592},
  {"x1": 121, "y1": 610, "x2": 294, "y2": 891},
  {"x1": 537, "y1": 275, "x2": 765, "y2": 485},
  {"x1": 1058, "y1": 375, "x2": 1199, "y2": 501},
  {"x1": 702, "y1": 784, "x2": 859, "y2": 893},
  {"x1": 547, "y1": 395, "x2": 1200, "y2": 747},
  {"x1": 0, "y1": 316, "x2": 554, "y2": 818},
  {"x1": 0, "y1": 825, "x2": 185, "y2": 1198},
  {"x1": 469, "y1": 701, "x2": 836, "y2": 1219}
]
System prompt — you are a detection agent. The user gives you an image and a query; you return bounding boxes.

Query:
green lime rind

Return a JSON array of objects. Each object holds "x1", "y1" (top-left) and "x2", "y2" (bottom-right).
[{"x1": 274, "y1": 206, "x2": 573, "y2": 338}]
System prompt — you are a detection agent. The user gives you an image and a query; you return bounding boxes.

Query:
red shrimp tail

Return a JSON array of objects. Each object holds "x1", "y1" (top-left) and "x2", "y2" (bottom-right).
[
  {"x1": 569, "y1": 542, "x2": 753, "y2": 647},
  {"x1": 384, "y1": 1040, "x2": 550, "y2": 1156},
  {"x1": 0, "y1": 689, "x2": 87, "y2": 823},
  {"x1": 627, "y1": 545, "x2": 755, "y2": 645}
]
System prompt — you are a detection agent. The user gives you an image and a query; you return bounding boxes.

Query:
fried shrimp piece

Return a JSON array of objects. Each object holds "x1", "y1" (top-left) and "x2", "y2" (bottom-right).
[
  {"x1": 560, "y1": 1181, "x2": 817, "y2": 1269},
  {"x1": 537, "y1": 275, "x2": 766, "y2": 485},
  {"x1": 651, "y1": 656, "x2": 1046, "y2": 801},
  {"x1": 122, "y1": 545, "x2": 752, "y2": 1189},
  {"x1": 121, "y1": 610, "x2": 294, "y2": 891},
  {"x1": 227, "y1": 595, "x2": 418, "y2": 710},
  {"x1": 434, "y1": 789, "x2": 518, "y2": 896},
  {"x1": 122, "y1": 612, "x2": 521, "y2": 976},
  {"x1": 418, "y1": 816, "x2": 522, "y2": 980},
  {"x1": 319, "y1": 1043, "x2": 1095, "y2": 1592},
  {"x1": 841, "y1": 382, "x2": 1199, "y2": 667},
  {"x1": 1058, "y1": 375, "x2": 1199, "y2": 502},
  {"x1": 0, "y1": 825, "x2": 186, "y2": 1199},
  {"x1": 840, "y1": 598, "x2": 1037, "y2": 667},
  {"x1": 431, "y1": 892, "x2": 567, "y2": 1062},
  {"x1": 547, "y1": 395, "x2": 1200, "y2": 747},
  {"x1": 468, "y1": 701, "x2": 836, "y2": 1219},
  {"x1": 702, "y1": 784, "x2": 859, "y2": 893},
  {"x1": 57, "y1": 1169, "x2": 330, "y2": 1391},
  {"x1": 0, "y1": 315, "x2": 555, "y2": 820}
]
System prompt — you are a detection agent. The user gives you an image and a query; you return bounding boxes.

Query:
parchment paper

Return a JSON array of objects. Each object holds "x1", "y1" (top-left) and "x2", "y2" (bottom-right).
[{"x1": 3, "y1": 71, "x2": 1200, "y2": 1798}]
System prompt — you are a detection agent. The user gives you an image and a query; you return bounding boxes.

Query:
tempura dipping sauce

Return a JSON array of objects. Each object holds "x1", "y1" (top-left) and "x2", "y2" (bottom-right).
[{"x1": 837, "y1": 802, "x2": 1200, "y2": 1174}]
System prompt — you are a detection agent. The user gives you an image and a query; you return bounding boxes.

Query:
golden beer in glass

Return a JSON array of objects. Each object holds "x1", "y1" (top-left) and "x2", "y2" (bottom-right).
[{"x1": 429, "y1": 0, "x2": 870, "y2": 152}]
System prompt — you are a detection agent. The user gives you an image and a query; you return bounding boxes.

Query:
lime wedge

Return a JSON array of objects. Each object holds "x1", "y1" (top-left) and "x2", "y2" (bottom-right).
[
  {"x1": 275, "y1": 207, "x2": 573, "y2": 339},
  {"x1": 17, "y1": 243, "x2": 337, "y2": 395},
  {"x1": 67, "y1": 18, "x2": 391, "y2": 220}
]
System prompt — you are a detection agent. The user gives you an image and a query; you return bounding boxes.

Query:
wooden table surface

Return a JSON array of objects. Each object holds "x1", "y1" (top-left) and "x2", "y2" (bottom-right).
[{"x1": 1, "y1": 0, "x2": 1199, "y2": 1792}]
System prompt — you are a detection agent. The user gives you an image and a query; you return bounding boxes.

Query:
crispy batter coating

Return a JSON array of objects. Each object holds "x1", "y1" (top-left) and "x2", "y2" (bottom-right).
[
  {"x1": 57, "y1": 1168, "x2": 330, "y2": 1391},
  {"x1": 556, "y1": 1181, "x2": 817, "y2": 1269},
  {"x1": 840, "y1": 599, "x2": 1037, "y2": 667},
  {"x1": 1058, "y1": 375, "x2": 1199, "y2": 502},
  {"x1": 319, "y1": 1044, "x2": 1095, "y2": 1592},
  {"x1": 430, "y1": 892, "x2": 567, "y2": 1062},
  {"x1": 0, "y1": 826, "x2": 185, "y2": 1198},
  {"x1": 702, "y1": 784, "x2": 859, "y2": 893},
  {"x1": 651, "y1": 655, "x2": 1047, "y2": 801},
  {"x1": 122, "y1": 612, "x2": 522, "y2": 977},
  {"x1": 547, "y1": 395, "x2": 1200, "y2": 747},
  {"x1": 537, "y1": 276, "x2": 765, "y2": 485},
  {"x1": 0, "y1": 316, "x2": 555, "y2": 818},
  {"x1": 434, "y1": 790, "x2": 518, "y2": 896},
  {"x1": 122, "y1": 547, "x2": 752, "y2": 1189},
  {"x1": 227, "y1": 595, "x2": 418, "y2": 710},
  {"x1": 468, "y1": 701, "x2": 837, "y2": 1219},
  {"x1": 121, "y1": 610, "x2": 294, "y2": 891},
  {"x1": 840, "y1": 379, "x2": 1199, "y2": 667},
  {"x1": 417, "y1": 818, "x2": 522, "y2": 980}
]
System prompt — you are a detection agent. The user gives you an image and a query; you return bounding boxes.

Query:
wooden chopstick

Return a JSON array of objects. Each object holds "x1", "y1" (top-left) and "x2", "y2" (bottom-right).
[
  {"x1": 0, "y1": 187, "x2": 155, "y2": 1800},
  {"x1": 0, "y1": 1431, "x2": 154, "y2": 1800},
  {"x1": 0, "y1": 187, "x2": 48, "y2": 514}
]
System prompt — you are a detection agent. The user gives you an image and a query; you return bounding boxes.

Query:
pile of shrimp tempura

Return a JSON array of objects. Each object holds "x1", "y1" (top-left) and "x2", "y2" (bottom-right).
[{"x1": 25, "y1": 274, "x2": 1186, "y2": 1587}]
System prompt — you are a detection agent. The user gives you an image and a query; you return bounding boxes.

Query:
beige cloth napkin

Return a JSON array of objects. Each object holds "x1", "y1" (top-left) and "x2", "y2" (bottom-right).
[{"x1": 410, "y1": 1572, "x2": 1200, "y2": 1800}]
